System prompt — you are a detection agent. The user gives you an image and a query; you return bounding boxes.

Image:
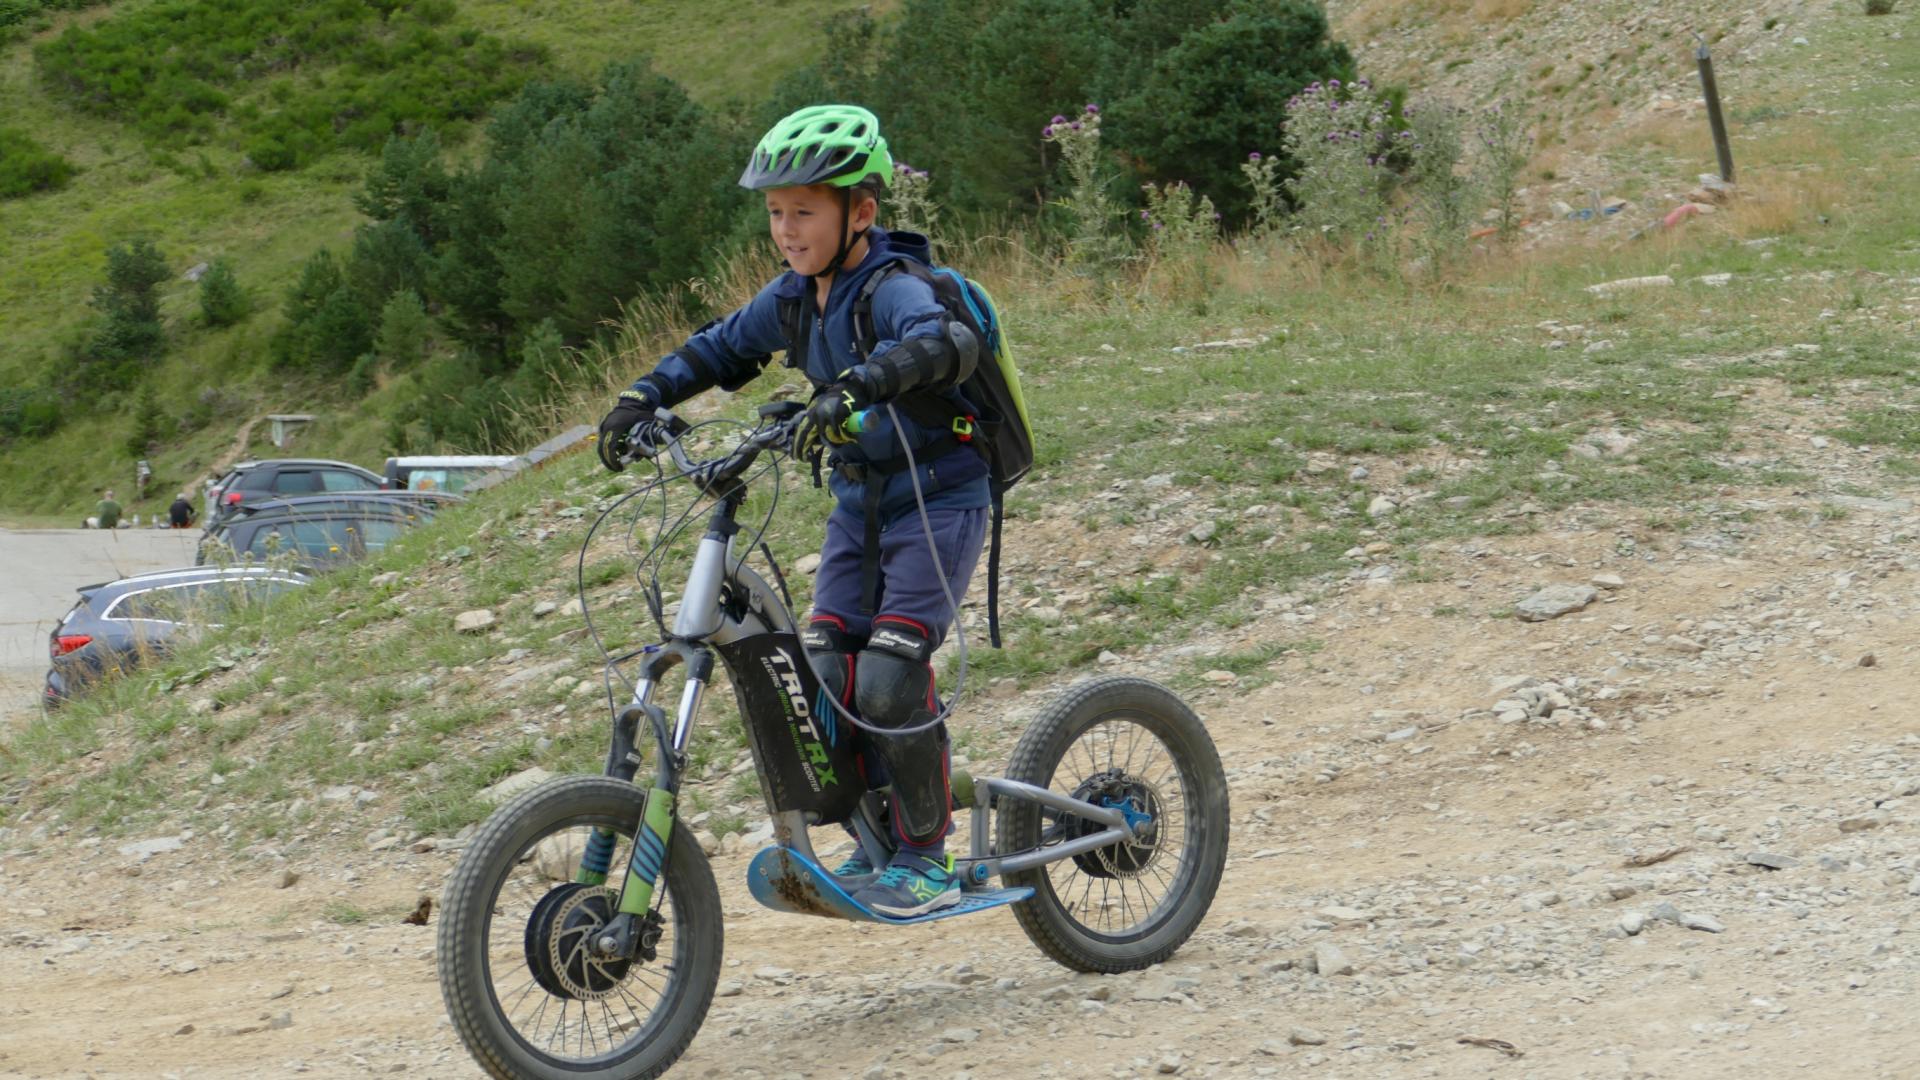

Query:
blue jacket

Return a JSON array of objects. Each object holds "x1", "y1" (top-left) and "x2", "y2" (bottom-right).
[{"x1": 634, "y1": 227, "x2": 990, "y2": 523}]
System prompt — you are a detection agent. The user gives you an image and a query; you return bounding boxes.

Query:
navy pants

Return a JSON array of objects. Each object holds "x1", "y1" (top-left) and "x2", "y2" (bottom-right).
[
  {"x1": 812, "y1": 505, "x2": 987, "y2": 643},
  {"x1": 810, "y1": 504, "x2": 986, "y2": 850}
]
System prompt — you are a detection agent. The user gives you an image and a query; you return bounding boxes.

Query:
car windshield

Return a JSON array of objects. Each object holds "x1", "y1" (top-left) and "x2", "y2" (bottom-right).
[
  {"x1": 321, "y1": 470, "x2": 379, "y2": 492},
  {"x1": 107, "y1": 578, "x2": 297, "y2": 623},
  {"x1": 247, "y1": 517, "x2": 407, "y2": 559}
]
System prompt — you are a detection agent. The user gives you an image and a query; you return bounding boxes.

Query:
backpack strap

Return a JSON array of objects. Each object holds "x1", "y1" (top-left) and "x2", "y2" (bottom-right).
[
  {"x1": 986, "y1": 485, "x2": 1005, "y2": 649},
  {"x1": 847, "y1": 260, "x2": 908, "y2": 361},
  {"x1": 777, "y1": 293, "x2": 812, "y2": 372}
]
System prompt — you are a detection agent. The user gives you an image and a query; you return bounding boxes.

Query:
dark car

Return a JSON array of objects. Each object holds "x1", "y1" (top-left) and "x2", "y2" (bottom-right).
[
  {"x1": 44, "y1": 566, "x2": 307, "y2": 708},
  {"x1": 197, "y1": 502, "x2": 428, "y2": 571},
  {"x1": 205, "y1": 459, "x2": 384, "y2": 523},
  {"x1": 232, "y1": 490, "x2": 463, "y2": 519}
]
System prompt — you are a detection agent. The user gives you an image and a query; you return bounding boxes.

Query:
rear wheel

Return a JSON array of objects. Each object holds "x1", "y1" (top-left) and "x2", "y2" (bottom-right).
[
  {"x1": 438, "y1": 776, "x2": 722, "y2": 1079},
  {"x1": 996, "y1": 677, "x2": 1229, "y2": 973}
]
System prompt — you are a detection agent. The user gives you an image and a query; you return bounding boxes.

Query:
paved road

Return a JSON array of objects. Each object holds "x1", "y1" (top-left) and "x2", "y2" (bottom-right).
[{"x1": 0, "y1": 528, "x2": 200, "y2": 728}]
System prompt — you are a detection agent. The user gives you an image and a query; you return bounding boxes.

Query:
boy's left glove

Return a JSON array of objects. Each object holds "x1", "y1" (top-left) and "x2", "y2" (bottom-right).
[{"x1": 793, "y1": 373, "x2": 873, "y2": 460}]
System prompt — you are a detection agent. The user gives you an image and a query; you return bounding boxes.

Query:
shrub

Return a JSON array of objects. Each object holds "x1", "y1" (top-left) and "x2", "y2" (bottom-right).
[
  {"x1": 884, "y1": 162, "x2": 942, "y2": 248},
  {"x1": 34, "y1": 0, "x2": 543, "y2": 168},
  {"x1": 197, "y1": 258, "x2": 250, "y2": 327},
  {"x1": 125, "y1": 383, "x2": 165, "y2": 458},
  {"x1": 0, "y1": 126, "x2": 75, "y2": 198},
  {"x1": 0, "y1": 386, "x2": 65, "y2": 441},
  {"x1": 1404, "y1": 101, "x2": 1479, "y2": 269},
  {"x1": 1282, "y1": 79, "x2": 1396, "y2": 245},
  {"x1": 88, "y1": 238, "x2": 170, "y2": 364},
  {"x1": 1043, "y1": 105, "x2": 1130, "y2": 276},
  {"x1": 375, "y1": 289, "x2": 435, "y2": 369},
  {"x1": 1472, "y1": 100, "x2": 1533, "y2": 242},
  {"x1": 1108, "y1": 0, "x2": 1354, "y2": 224},
  {"x1": 784, "y1": 0, "x2": 1355, "y2": 223},
  {"x1": 1138, "y1": 180, "x2": 1220, "y2": 308},
  {"x1": 272, "y1": 249, "x2": 373, "y2": 372},
  {"x1": 1239, "y1": 151, "x2": 1284, "y2": 239}
]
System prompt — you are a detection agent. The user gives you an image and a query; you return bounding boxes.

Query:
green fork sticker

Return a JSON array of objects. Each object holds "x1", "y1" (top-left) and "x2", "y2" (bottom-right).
[{"x1": 618, "y1": 786, "x2": 676, "y2": 916}]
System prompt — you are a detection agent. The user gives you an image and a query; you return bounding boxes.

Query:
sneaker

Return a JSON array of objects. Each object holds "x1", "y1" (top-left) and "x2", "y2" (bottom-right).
[
  {"x1": 851, "y1": 851, "x2": 962, "y2": 918},
  {"x1": 830, "y1": 849, "x2": 879, "y2": 884}
]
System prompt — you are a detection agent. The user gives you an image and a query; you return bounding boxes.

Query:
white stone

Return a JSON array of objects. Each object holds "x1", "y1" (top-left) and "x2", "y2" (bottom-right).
[{"x1": 477, "y1": 767, "x2": 554, "y2": 806}]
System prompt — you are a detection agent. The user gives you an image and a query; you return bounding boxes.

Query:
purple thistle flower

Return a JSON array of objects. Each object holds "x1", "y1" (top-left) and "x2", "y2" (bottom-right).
[
  {"x1": 1329, "y1": 79, "x2": 1342, "y2": 89},
  {"x1": 1140, "y1": 209, "x2": 1150, "y2": 220},
  {"x1": 1042, "y1": 126, "x2": 1054, "y2": 137},
  {"x1": 1070, "y1": 121, "x2": 1082, "y2": 130},
  {"x1": 1051, "y1": 114, "x2": 1067, "y2": 125},
  {"x1": 1249, "y1": 151, "x2": 1262, "y2": 161},
  {"x1": 1153, "y1": 222, "x2": 1163, "y2": 230},
  {"x1": 1085, "y1": 103, "x2": 1099, "y2": 114}
]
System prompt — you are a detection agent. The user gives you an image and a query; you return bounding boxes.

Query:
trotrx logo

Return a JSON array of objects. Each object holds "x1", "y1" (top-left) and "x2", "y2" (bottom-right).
[{"x1": 765, "y1": 648, "x2": 838, "y2": 790}]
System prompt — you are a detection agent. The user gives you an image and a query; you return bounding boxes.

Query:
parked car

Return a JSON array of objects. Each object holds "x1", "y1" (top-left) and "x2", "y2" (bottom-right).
[
  {"x1": 44, "y1": 566, "x2": 307, "y2": 708},
  {"x1": 197, "y1": 502, "x2": 428, "y2": 571},
  {"x1": 381, "y1": 455, "x2": 519, "y2": 494},
  {"x1": 204, "y1": 459, "x2": 384, "y2": 523},
  {"x1": 232, "y1": 491, "x2": 464, "y2": 519}
]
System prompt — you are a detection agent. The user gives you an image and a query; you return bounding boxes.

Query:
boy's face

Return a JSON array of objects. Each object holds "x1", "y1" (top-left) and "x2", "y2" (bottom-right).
[{"x1": 765, "y1": 183, "x2": 877, "y2": 277}]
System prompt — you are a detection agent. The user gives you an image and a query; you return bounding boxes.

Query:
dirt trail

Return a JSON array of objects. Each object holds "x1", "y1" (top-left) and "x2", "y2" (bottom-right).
[{"x1": 5, "y1": 388, "x2": 1919, "y2": 1078}]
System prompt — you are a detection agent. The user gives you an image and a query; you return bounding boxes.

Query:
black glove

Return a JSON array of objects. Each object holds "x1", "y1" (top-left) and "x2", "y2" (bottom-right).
[
  {"x1": 596, "y1": 387, "x2": 663, "y2": 472},
  {"x1": 793, "y1": 374, "x2": 873, "y2": 461}
]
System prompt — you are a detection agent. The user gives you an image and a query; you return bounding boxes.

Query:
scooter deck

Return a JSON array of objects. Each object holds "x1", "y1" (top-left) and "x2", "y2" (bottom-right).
[{"x1": 748, "y1": 846, "x2": 1032, "y2": 925}]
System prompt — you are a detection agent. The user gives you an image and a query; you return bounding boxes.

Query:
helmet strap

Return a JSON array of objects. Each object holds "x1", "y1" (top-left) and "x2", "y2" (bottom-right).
[{"x1": 813, "y1": 186, "x2": 870, "y2": 283}]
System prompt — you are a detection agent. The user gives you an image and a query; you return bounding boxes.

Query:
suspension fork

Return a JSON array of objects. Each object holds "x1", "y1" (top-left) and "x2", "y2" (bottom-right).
[{"x1": 590, "y1": 647, "x2": 713, "y2": 963}]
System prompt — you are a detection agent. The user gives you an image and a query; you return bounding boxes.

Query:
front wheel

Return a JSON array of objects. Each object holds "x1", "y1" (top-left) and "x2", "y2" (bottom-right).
[
  {"x1": 438, "y1": 776, "x2": 722, "y2": 1079},
  {"x1": 996, "y1": 676, "x2": 1229, "y2": 973}
]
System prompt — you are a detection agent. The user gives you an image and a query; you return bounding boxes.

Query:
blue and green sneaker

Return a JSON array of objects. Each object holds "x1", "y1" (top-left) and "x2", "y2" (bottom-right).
[
  {"x1": 831, "y1": 848, "x2": 879, "y2": 885},
  {"x1": 851, "y1": 851, "x2": 961, "y2": 918}
]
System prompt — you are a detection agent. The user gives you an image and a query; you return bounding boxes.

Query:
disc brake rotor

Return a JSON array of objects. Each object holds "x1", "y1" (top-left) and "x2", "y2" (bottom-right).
[
  {"x1": 1063, "y1": 769, "x2": 1165, "y2": 880},
  {"x1": 523, "y1": 883, "x2": 632, "y2": 1001}
]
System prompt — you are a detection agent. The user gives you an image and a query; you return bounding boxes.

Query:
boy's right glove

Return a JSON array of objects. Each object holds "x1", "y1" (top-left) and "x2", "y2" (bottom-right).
[{"x1": 596, "y1": 387, "x2": 663, "y2": 472}]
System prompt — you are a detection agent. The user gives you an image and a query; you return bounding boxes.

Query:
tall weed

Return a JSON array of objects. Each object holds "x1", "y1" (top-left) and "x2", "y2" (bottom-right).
[{"x1": 1043, "y1": 105, "x2": 1131, "y2": 281}]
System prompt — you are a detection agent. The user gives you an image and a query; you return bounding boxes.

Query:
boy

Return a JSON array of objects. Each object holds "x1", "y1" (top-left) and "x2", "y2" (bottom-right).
[{"x1": 595, "y1": 105, "x2": 987, "y2": 917}]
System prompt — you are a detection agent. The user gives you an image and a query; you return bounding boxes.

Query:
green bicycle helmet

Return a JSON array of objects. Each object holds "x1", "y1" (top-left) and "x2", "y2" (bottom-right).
[{"x1": 740, "y1": 104, "x2": 894, "y2": 191}]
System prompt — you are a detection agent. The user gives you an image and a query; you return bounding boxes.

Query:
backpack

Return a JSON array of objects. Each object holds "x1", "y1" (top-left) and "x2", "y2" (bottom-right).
[{"x1": 776, "y1": 253, "x2": 1033, "y2": 648}]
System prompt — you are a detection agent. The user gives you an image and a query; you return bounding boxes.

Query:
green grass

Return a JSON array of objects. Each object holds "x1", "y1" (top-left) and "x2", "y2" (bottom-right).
[
  {"x1": 5, "y1": 3, "x2": 1920, "y2": 841},
  {"x1": 0, "y1": 0, "x2": 877, "y2": 520},
  {"x1": 457, "y1": 0, "x2": 894, "y2": 101}
]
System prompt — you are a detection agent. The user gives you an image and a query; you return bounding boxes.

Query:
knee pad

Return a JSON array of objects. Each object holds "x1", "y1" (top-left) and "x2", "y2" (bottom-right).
[
  {"x1": 855, "y1": 617, "x2": 950, "y2": 847},
  {"x1": 801, "y1": 615, "x2": 860, "y2": 711},
  {"x1": 854, "y1": 617, "x2": 936, "y2": 729}
]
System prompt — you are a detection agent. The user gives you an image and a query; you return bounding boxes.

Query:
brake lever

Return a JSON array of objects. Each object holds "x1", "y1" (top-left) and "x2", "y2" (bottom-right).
[{"x1": 617, "y1": 408, "x2": 693, "y2": 466}]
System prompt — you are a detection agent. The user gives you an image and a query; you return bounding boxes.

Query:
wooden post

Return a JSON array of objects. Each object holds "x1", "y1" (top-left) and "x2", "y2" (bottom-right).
[{"x1": 1694, "y1": 35, "x2": 1735, "y2": 183}]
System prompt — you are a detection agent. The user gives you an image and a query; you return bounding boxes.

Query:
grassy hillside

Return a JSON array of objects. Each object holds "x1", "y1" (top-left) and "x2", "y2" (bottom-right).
[
  {"x1": 0, "y1": 0, "x2": 881, "y2": 522},
  {"x1": 6, "y1": 1, "x2": 1918, "y2": 841}
]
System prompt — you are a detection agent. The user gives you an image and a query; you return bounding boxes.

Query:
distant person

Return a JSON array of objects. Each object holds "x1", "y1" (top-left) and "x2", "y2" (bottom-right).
[
  {"x1": 95, "y1": 490, "x2": 122, "y2": 530},
  {"x1": 168, "y1": 491, "x2": 196, "y2": 529}
]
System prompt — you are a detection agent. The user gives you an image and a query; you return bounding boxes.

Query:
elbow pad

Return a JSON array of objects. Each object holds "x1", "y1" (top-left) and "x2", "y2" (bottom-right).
[{"x1": 859, "y1": 320, "x2": 980, "y2": 401}]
